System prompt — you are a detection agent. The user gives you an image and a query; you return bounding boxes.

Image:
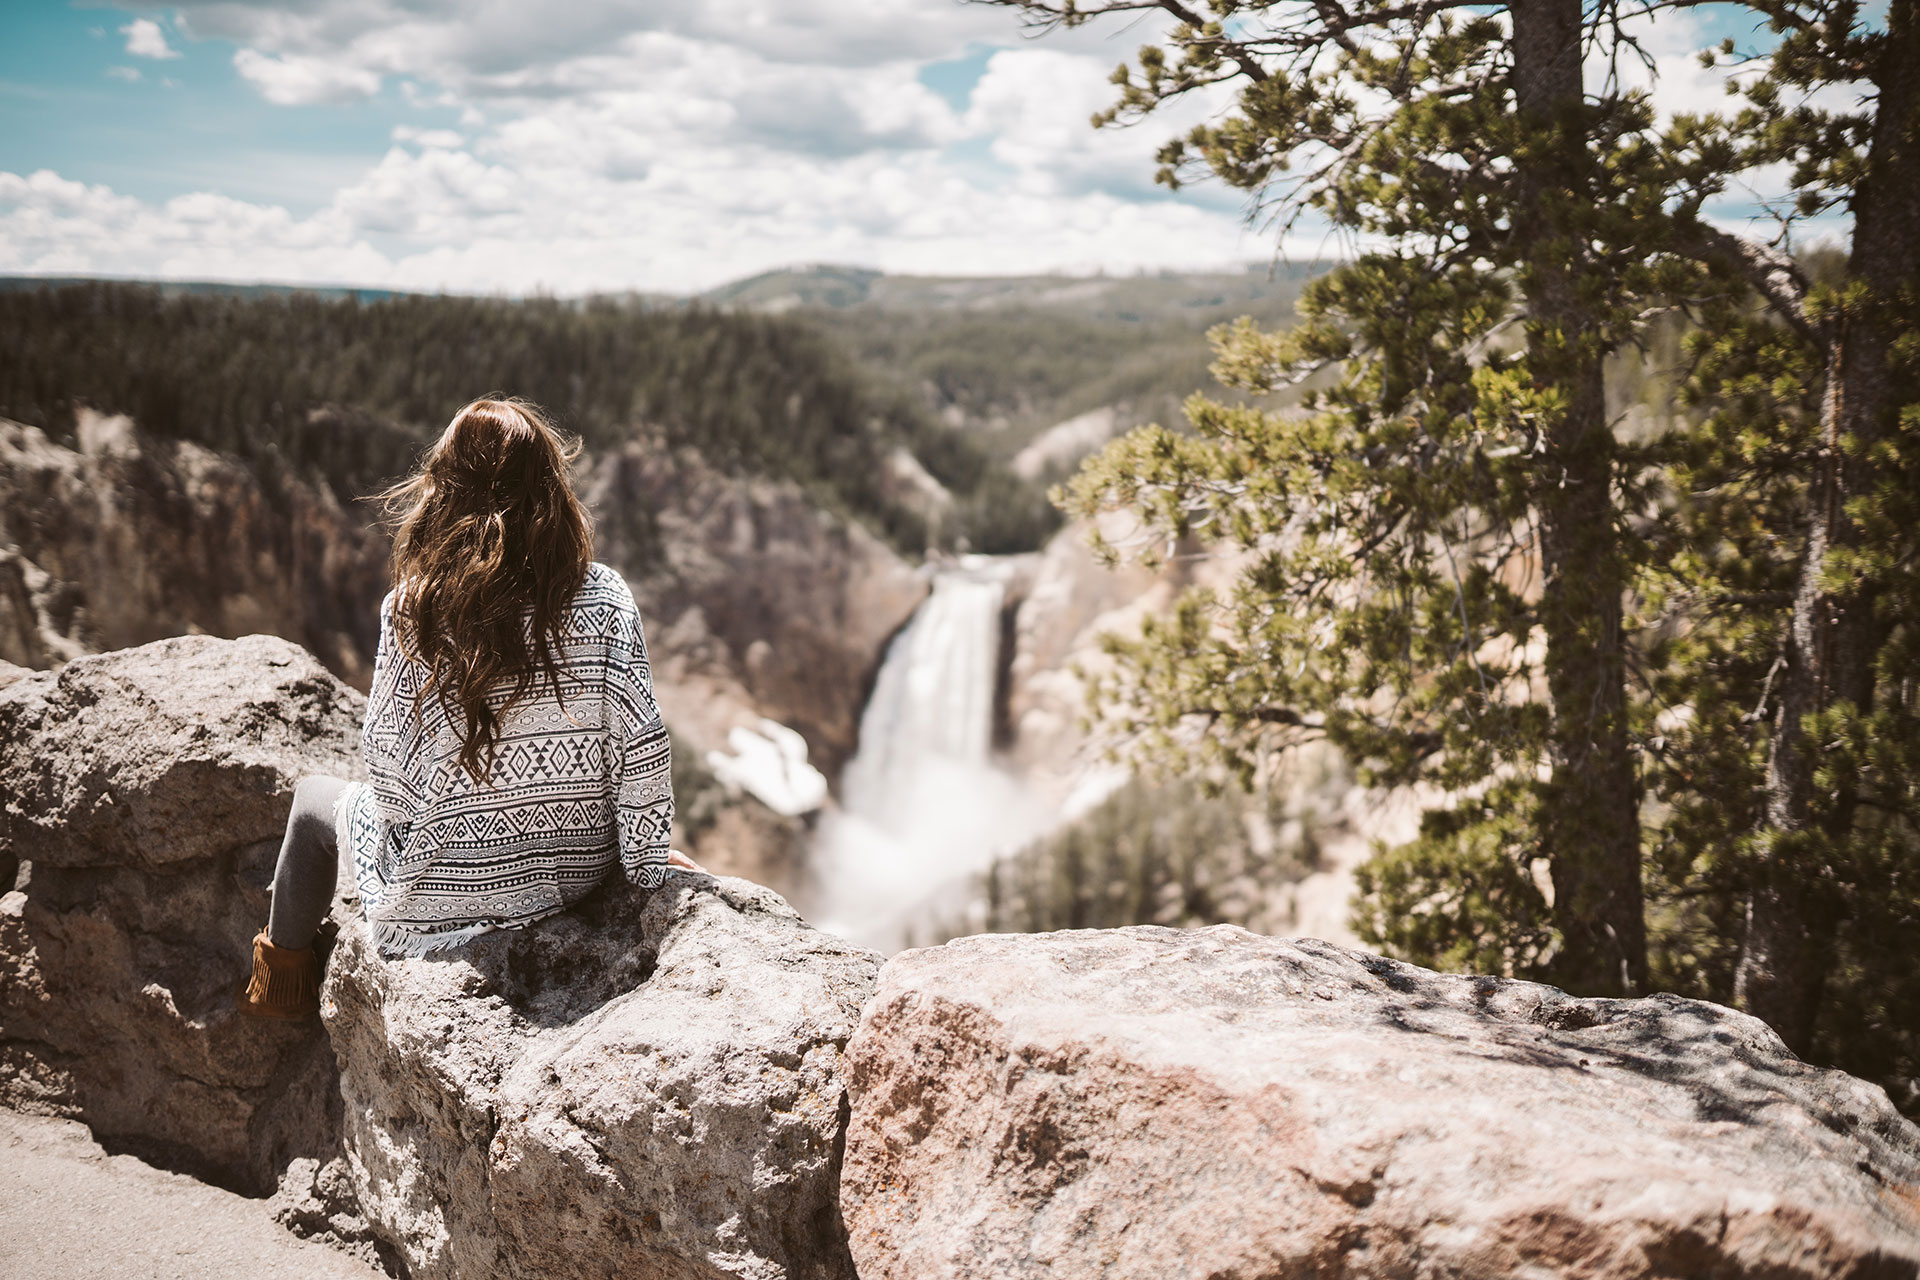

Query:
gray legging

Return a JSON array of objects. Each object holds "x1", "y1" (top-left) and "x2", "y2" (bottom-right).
[{"x1": 267, "y1": 775, "x2": 350, "y2": 950}]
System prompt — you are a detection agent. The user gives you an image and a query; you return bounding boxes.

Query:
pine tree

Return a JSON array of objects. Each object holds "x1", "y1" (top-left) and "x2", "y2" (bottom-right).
[
  {"x1": 1656, "y1": 0, "x2": 1920, "y2": 1067},
  {"x1": 983, "y1": 0, "x2": 1724, "y2": 995},
  {"x1": 987, "y1": 0, "x2": 1920, "y2": 1104}
]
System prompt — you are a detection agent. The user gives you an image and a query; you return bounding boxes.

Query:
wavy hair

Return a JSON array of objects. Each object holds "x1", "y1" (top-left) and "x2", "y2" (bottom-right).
[{"x1": 381, "y1": 397, "x2": 593, "y2": 782}]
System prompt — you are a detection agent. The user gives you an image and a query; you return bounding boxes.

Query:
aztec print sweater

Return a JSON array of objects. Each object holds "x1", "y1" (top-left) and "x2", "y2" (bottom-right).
[{"x1": 334, "y1": 561, "x2": 674, "y2": 956}]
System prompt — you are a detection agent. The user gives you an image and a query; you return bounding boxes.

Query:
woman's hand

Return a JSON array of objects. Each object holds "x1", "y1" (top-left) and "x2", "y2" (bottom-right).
[{"x1": 666, "y1": 848, "x2": 707, "y2": 875}]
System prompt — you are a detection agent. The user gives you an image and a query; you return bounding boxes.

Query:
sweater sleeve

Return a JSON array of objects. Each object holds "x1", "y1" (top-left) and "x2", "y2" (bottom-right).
[{"x1": 604, "y1": 576, "x2": 673, "y2": 889}]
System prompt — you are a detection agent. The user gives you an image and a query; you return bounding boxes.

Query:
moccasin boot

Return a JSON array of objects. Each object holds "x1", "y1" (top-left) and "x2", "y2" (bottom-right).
[{"x1": 235, "y1": 928, "x2": 320, "y2": 1020}]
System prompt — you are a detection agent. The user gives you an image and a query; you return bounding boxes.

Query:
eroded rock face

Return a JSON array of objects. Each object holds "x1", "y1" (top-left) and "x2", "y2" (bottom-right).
[
  {"x1": 324, "y1": 872, "x2": 881, "y2": 1280},
  {"x1": 841, "y1": 927, "x2": 1920, "y2": 1280},
  {"x1": 0, "y1": 416, "x2": 390, "y2": 684},
  {"x1": 586, "y1": 437, "x2": 926, "y2": 778},
  {"x1": 0, "y1": 634, "x2": 364, "y2": 1194},
  {"x1": 0, "y1": 416, "x2": 925, "y2": 787}
]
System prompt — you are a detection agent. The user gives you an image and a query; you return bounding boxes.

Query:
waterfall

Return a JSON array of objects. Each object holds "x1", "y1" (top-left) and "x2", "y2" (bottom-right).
[{"x1": 809, "y1": 558, "x2": 1048, "y2": 952}]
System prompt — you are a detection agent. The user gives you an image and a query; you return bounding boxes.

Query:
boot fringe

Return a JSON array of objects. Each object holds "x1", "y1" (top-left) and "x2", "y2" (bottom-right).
[{"x1": 237, "y1": 929, "x2": 320, "y2": 1019}]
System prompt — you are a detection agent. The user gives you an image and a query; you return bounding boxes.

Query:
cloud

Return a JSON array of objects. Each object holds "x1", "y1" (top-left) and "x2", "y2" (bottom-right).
[
  {"x1": 392, "y1": 126, "x2": 465, "y2": 149},
  {"x1": 233, "y1": 49, "x2": 382, "y2": 105},
  {"x1": 0, "y1": 132, "x2": 1262, "y2": 293},
  {"x1": 0, "y1": 168, "x2": 389, "y2": 284},
  {"x1": 121, "y1": 17, "x2": 181, "y2": 60},
  {"x1": 965, "y1": 48, "x2": 1237, "y2": 204},
  {"x1": 26, "y1": 0, "x2": 1813, "y2": 293},
  {"x1": 106, "y1": 65, "x2": 143, "y2": 83},
  {"x1": 167, "y1": 0, "x2": 1020, "y2": 88}
]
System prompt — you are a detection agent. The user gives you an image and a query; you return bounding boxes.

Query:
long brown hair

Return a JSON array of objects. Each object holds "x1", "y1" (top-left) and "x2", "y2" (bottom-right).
[{"x1": 381, "y1": 397, "x2": 593, "y2": 781}]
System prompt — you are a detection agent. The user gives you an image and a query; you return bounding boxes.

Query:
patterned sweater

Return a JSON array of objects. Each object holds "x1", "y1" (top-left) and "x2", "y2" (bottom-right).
[{"x1": 334, "y1": 561, "x2": 674, "y2": 956}]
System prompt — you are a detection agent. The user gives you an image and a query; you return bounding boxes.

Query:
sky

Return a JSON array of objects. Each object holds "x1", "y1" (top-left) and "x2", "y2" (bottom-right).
[{"x1": 0, "y1": 2, "x2": 1823, "y2": 296}]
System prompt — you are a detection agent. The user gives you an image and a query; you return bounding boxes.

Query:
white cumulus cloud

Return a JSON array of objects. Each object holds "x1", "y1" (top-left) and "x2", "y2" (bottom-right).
[
  {"x1": 121, "y1": 18, "x2": 181, "y2": 60},
  {"x1": 233, "y1": 49, "x2": 382, "y2": 105},
  {"x1": 17, "y1": 0, "x2": 1811, "y2": 291}
]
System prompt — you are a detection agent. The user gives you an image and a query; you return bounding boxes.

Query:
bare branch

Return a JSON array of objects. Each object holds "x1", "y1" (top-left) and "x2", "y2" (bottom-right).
[{"x1": 1674, "y1": 217, "x2": 1822, "y2": 344}]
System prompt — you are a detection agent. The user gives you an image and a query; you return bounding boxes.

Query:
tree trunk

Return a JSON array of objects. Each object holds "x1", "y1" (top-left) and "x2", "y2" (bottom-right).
[
  {"x1": 1511, "y1": 0, "x2": 1648, "y2": 996},
  {"x1": 1736, "y1": 0, "x2": 1920, "y2": 1053}
]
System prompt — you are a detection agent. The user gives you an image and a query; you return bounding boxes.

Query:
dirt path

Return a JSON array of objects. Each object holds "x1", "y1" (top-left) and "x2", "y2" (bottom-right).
[{"x1": 0, "y1": 1110, "x2": 380, "y2": 1280}]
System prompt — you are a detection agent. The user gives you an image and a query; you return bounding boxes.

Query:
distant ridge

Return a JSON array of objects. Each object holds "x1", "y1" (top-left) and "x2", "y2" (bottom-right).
[
  {"x1": 698, "y1": 261, "x2": 1334, "y2": 319},
  {"x1": 2, "y1": 263, "x2": 1336, "y2": 320},
  {"x1": 0, "y1": 275, "x2": 415, "y2": 304}
]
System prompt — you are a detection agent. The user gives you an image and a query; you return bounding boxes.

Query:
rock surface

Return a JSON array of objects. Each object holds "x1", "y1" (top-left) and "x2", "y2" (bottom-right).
[
  {"x1": 324, "y1": 871, "x2": 881, "y2": 1280},
  {"x1": 0, "y1": 414, "x2": 390, "y2": 683},
  {"x1": 1, "y1": 632, "x2": 886, "y2": 1279},
  {"x1": 0, "y1": 633, "x2": 362, "y2": 1195},
  {"x1": 842, "y1": 927, "x2": 1920, "y2": 1280},
  {"x1": 0, "y1": 1108, "x2": 381, "y2": 1280}
]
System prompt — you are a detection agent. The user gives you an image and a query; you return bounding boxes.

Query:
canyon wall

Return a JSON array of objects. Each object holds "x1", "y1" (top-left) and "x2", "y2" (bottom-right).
[
  {"x1": 0, "y1": 413, "x2": 924, "y2": 774},
  {"x1": 0, "y1": 413, "x2": 927, "y2": 892}
]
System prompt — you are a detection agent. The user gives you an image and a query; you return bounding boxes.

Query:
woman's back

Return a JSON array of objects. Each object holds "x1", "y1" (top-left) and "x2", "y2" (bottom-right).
[
  {"x1": 239, "y1": 397, "x2": 673, "y2": 1018},
  {"x1": 346, "y1": 560, "x2": 672, "y2": 955}
]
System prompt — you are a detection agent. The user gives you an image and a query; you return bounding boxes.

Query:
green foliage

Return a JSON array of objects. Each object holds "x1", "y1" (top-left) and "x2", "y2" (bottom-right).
[
  {"x1": 1352, "y1": 781, "x2": 1554, "y2": 977},
  {"x1": 1029, "y1": 0, "x2": 1754, "y2": 994},
  {"x1": 808, "y1": 295, "x2": 1301, "y2": 443},
  {"x1": 0, "y1": 281, "x2": 1050, "y2": 553},
  {"x1": 942, "y1": 464, "x2": 1068, "y2": 556},
  {"x1": 977, "y1": 758, "x2": 1340, "y2": 936},
  {"x1": 999, "y1": 0, "x2": 1918, "y2": 1105},
  {"x1": 1631, "y1": 287, "x2": 1920, "y2": 1107}
]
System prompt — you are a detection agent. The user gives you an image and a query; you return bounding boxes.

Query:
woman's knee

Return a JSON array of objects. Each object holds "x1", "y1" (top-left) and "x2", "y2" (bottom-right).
[{"x1": 287, "y1": 776, "x2": 347, "y2": 851}]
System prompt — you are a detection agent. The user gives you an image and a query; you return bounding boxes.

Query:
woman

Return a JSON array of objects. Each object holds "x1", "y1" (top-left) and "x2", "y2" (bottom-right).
[{"x1": 238, "y1": 396, "x2": 686, "y2": 1020}]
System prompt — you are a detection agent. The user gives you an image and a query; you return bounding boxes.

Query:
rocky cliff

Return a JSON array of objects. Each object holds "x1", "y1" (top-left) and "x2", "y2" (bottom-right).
[
  {"x1": 583, "y1": 435, "x2": 924, "y2": 779},
  {"x1": 0, "y1": 414, "x2": 389, "y2": 681},
  {"x1": 3, "y1": 635, "x2": 1917, "y2": 1279},
  {"x1": 0, "y1": 413, "x2": 924, "y2": 776},
  {"x1": 0, "y1": 413, "x2": 928, "y2": 894}
]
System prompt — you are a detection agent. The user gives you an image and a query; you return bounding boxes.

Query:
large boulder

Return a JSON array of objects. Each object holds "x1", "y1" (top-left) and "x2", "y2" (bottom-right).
[
  {"x1": 841, "y1": 927, "x2": 1920, "y2": 1279},
  {"x1": 1, "y1": 633, "x2": 885, "y2": 1279},
  {"x1": 0, "y1": 633, "x2": 363, "y2": 1194},
  {"x1": 323, "y1": 872, "x2": 881, "y2": 1280}
]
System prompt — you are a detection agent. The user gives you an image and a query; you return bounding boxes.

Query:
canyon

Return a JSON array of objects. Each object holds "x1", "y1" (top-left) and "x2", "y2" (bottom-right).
[{"x1": 0, "y1": 408, "x2": 1380, "y2": 954}]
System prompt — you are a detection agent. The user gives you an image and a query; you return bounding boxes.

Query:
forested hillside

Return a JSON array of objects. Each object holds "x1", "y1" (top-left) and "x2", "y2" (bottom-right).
[
  {"x1": 718, "y1": 263, "x2": 1326, "y2": 454},
  {"x1": 0, "y1": 281, "x2": 1038, "y2": 553}
]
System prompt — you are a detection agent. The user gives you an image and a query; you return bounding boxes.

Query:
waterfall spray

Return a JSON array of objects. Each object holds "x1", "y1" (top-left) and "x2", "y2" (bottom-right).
[{"x1": 809, "y1": 558, "x2": 1049, "y2": 951}]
